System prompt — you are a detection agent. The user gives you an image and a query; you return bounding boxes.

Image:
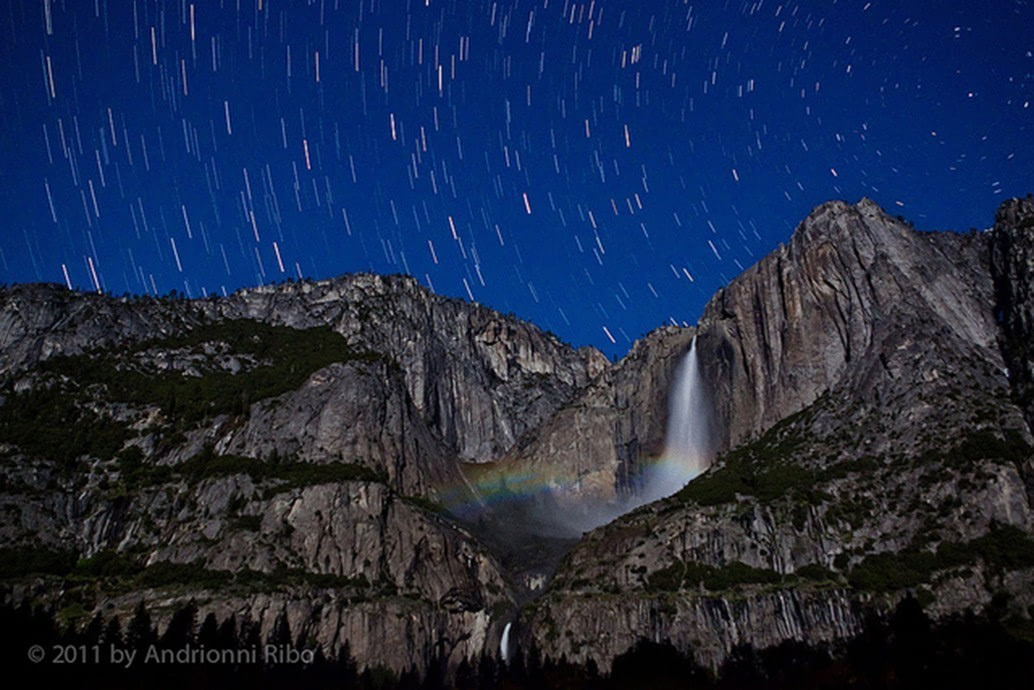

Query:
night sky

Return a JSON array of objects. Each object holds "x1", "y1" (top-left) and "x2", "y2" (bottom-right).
[{"x1": 0, "y1": 1, "x2": 1031, "y2": 357}]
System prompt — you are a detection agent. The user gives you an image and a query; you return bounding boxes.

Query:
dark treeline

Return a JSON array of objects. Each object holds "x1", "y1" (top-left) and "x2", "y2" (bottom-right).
[{"x1": 1, "y1": 597, "x2": 1032, "y2": 689}]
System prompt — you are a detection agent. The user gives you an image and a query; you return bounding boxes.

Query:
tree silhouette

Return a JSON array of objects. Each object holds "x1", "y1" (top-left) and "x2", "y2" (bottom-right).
[
  {"x1": 125, "y1": 601, "x2": 156, "y2": 653},
  {"x1": 159, "y1": 602, "x2": 197, "y2": 649},
  {"x1": 1, "y1": 597, "x2": 1033, "y2": 689}
]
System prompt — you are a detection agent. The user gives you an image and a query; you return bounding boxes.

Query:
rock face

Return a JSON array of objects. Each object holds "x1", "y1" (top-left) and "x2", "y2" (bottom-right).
[
  {"x1": 0, "y1": 276, "x2": 603, "y2": 674},
  {"x1": 487, "y1": 198, "x2": 1013, "y2": 515},
  {"x1": 990, "y1": 197, "x2": 1034, "y2": 427},
  {"x1": 6, "y1": 474, "x2": 508, "y2": 671},
  {"x1": 206, "y1": 274, "x2": 609, "y2": 463},
  {"x1": 214, "y1": 360, "x2": 459, "y2": 499},
  {"x1": 487, "y1": 326, "x2": 696, "y2": 514},
  {"x1": 697, "y1": 198, "x2": 1003, "y2": 453},
  {"x1": 0, "y1": 285, "x2": 194, "y2": 374},
  {"x1": 521, "y1": 198, "x2": 1034, "y2": 670},
  {"x1": 3, "y1": 197, "x2": 1034, "y2": 677},
  {"x1": 0, "y1": 275, "x2": 607, "y2": 464},
  {"x1": 527, "y1": 588, "x2": 867, "y2": 670}
]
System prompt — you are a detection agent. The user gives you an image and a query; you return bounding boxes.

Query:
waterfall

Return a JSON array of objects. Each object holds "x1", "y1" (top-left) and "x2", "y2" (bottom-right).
[
  {"x1": 665, "y1": 335, "x2": 710, "y2": 476},
  {"x1": 641, "y1": 336, "x2": 711, "y2": 503},
  {"x1": 500, "y1": 622, "x2": 512, "y2": 663}
]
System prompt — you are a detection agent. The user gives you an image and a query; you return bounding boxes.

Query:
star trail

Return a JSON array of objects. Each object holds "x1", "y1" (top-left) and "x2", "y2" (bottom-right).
[{"x1": 0, "y1": 0, "x2": 1031, "y2": 356}]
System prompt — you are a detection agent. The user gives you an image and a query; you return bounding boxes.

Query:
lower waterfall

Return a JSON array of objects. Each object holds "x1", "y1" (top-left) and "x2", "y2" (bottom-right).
[{"x1": 500, "y1": 622, "x2": 512, "y2": 663}]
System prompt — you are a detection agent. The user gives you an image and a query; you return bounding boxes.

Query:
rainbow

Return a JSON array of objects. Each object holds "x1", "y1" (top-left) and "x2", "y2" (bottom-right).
[
  {"x1": 436, "y1": 337, "x2": 712, "y2": 531},
  {"x1": 436, "y1": 450, "x2": 706, "y2": 525}
]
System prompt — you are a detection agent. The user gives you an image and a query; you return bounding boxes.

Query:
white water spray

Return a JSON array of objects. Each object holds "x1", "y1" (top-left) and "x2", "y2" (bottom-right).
[
  {"x1": 500, "y1": 622, "x2": 512, "y2": 663},
  {"x1": 641, "y1": 336, "x2": 711, "y2": 503}
]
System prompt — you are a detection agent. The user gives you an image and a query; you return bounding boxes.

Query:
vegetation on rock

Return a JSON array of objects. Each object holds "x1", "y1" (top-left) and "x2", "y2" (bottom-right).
[
  {"x1": 646, "y1": 559, "x2": 784, "y2": 592},
  {"x1": 848, "y1": 524, "x2": 1034, "y2": 593},
  {"x1": 38, "y1": 319, "x2": 378, "y2": 426}
]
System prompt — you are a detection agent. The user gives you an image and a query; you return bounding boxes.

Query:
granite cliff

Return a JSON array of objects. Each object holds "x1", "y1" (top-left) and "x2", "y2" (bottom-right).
[
  {"x1": 2, "y1": 197, "x2": 1033, "y2": 677},
  {"x1": 0, "y1": 274, "x2": 604, "y2": 673},
  {"x1": 520, "y1": 197, "x2": 1034, "y2": 669}
]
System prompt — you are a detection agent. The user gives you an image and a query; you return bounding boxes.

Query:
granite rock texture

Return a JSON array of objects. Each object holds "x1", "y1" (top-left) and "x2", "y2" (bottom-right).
[{"x1": 3, "y1": 197, "x2": 1034, "y2": 675}]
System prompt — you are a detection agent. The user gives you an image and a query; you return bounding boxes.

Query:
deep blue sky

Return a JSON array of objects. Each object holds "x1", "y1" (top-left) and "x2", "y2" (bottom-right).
[{"x1": 1, "y1": 1, "x2": 1031, "y2": 357}]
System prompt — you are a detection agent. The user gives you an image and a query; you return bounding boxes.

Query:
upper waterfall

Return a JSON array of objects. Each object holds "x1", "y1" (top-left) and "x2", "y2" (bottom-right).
[{"x1": 640, "y1": 336, "x2": 712, "y2": 503}]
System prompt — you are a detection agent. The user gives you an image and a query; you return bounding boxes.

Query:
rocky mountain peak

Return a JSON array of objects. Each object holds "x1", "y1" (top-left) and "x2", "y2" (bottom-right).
[
  {"x1": 787, "y1": 197, "x2": 904, "y2": 253},
  {"x1": 995, "y1": 195, "x2": 1034, "y2": 228},
  {"x1": 696, "y1": 197, "x2": 998, "y2": 452},
  {"x1": 235, "y1": 271, "x2": 422, "y2": 300}
]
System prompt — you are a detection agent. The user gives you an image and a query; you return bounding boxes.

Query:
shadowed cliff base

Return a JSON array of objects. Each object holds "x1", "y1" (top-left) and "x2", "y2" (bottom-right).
[{"x1": 2, "y1": 597, "x2": 1032, "y2": 689}]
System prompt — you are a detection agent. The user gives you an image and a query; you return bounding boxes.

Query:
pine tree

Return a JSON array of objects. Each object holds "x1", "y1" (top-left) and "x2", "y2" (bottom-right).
[
  {"x1": 81, "y1": 612, "x2": 104, "y2": 645},
  {"x1": 268, "y1": 612, "x2": 293, "y2": 649},
  {"x1": 337, "y1": 640, "x2": 359, "y2": 686},
  {"x1": 197, "y1": 612, "x2": 219, "y2": 649},
  {"x1": 422, "y1": 654, "x2": 446, "y2": 690},
  {"x1": 102, "y1": 616, "x2": 123, "y2": 647},
  {"x1": 216, "y1": 614, "x2": 238, "y2": 651},
  {"x1": 159, "y1": 602, "x2": 197, "y2": 649},
  {"x1": 477, "y1": 651, "x2": 497, "y2": 689},
  {"x1": 126, "y1": 601, "x2": 155, "y2": 653}
]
